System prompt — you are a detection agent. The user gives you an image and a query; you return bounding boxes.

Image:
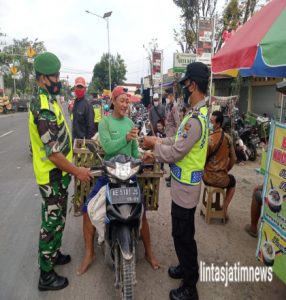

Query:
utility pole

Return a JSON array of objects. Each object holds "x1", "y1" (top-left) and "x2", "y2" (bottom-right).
[
  {"x1": 143, "y1": 38, "x2": 158, "y2": 104},
  {"x1": 85, "y1": 10, "x2": 112, "y2": 93}
]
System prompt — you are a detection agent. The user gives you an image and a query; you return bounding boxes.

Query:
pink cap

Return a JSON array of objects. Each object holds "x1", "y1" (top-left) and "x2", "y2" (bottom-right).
[{"x1": 74, "y1": 76, "x2": 87, "y2": 87}]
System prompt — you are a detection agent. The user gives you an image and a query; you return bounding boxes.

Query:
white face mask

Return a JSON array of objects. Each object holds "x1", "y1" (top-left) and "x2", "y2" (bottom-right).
[
  {"x1": 154, "y1": 101, "x2": 159, "y2": 107},
  {"x1": 166, "y1": 98, "x2": 170, "y2": 105}
]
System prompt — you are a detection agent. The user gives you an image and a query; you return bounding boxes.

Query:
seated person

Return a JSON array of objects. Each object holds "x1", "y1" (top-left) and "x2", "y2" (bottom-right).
[
  {"x1": 203, "y1": 111, "x2": 237, "y2": 218},
  {"x1": 77, "y1": 86, "x2": 159, "y2": 275},
  {"x1": 245, "y1": 185, "x2": 263, "y2": 238}
]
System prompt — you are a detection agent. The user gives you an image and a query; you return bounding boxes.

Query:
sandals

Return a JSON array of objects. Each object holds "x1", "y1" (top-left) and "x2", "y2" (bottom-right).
[{"x1": 244, "y1": 224, "x2": 258, "y2": 238}]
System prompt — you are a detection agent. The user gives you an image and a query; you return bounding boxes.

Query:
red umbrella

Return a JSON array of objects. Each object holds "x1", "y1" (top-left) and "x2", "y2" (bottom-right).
[{"x1": 128, "y1": 94, "x2": 142, "y2": 103}]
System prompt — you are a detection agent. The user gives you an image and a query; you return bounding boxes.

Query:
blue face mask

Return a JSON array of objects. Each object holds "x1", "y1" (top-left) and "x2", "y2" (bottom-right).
[{"x1": 209, "y1": 122, "x2": 214, "y2": 131}]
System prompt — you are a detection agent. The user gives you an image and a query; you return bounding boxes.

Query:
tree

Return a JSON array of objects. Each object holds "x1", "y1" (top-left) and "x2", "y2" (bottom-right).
[
  {"x1": 222, "y1": 0, "x2": 241, "y2": 30},
  {"x1": 216, "y1": 0, "x2": 267, "y2": 51},
  {"x1": 0, "y1": 38, "x2": 46, "y2": 95},
  {"x1": 173, "y1": 0, "x2": 218, "y2": 53},
  {"x1": 89, "y1": 53, "x2": 127, "y2": 93}
]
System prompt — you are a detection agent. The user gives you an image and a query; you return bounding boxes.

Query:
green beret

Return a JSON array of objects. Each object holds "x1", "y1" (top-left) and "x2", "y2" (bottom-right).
[{"x1": 34, "y1": 52, "x2": 61, "y2": 75}]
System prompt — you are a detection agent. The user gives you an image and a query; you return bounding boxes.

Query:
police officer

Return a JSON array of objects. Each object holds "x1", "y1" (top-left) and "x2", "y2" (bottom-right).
[
  {"x1": 30, "y1": 52, "x2": 92, "y2": 291},
  {"x1": 143, "y1": 62, "x2": 210, "y2": 300}
]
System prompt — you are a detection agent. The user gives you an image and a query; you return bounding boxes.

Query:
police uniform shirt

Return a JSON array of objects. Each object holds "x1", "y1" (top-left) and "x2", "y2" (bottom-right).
[
  {"x1": 165, "y1": 101, "x2": 180, "y2": 138},
  {"x1": 154, "y1": 99, "x2": 206, "y2": 209}
]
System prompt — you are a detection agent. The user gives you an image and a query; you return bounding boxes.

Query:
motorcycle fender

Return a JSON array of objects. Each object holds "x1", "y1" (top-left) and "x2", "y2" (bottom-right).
[{"x1": 113, "y1": 225, "x2": 133, "y2": 260}]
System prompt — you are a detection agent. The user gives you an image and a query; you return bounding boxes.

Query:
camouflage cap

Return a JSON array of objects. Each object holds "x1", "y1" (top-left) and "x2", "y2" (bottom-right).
[{"x1": 34, "y1": 52, "x2": 61, "y2": 75}]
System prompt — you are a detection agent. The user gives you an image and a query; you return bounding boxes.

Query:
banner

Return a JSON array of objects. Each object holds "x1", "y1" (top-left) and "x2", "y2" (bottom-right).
[
  {"x1": 256, "y1": 121, "x2": 286, "y2": 284},
  {"x1": 197, "y1": 18, "x2": 213, "y2": 65},
  {"x1": 152, "y1": 51, "x2": 162, "y2": 80},
  {"x1": 173, "y1": 53, "x2": 196, "y2": 73}
]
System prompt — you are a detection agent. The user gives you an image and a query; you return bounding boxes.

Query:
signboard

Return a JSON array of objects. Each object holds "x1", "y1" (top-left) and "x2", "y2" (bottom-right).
[
  {"x1": 152, "y1": 51, "x2": 162, "y2": 80},
  {"x1": 196, "y1": 18, "x2": 214, "y2": 65},
  {"x1": 173, "y1": 53, "x2": 196, "y2": 73},
  {"x1": 256, "y1": 121, "x2": 286, "y2": 284}
]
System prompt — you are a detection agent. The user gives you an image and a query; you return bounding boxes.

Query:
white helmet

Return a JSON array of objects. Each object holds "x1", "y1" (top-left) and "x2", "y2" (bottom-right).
[{"x1": 153, "y1": 93, "x2": 159, "y2": 99}]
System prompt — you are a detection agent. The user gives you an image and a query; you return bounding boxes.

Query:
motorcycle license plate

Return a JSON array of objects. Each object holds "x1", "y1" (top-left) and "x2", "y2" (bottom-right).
[{"x1": 110, "y1": 187, "x2": 140, "y2": 204}]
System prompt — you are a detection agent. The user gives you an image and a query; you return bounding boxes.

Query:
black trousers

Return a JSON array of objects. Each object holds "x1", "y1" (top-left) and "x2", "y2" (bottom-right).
[
  {"x1": 94, "y1": 122, "x2": 99, "y2": 133},
  {"x1": 171, "y1": 201, "x2": 199, "y2": 287}
]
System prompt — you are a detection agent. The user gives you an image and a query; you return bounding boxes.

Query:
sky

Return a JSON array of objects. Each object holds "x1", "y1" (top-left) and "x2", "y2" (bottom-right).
[{"x1": 0, "y1": 0, "x2": 224, "y2": 86}]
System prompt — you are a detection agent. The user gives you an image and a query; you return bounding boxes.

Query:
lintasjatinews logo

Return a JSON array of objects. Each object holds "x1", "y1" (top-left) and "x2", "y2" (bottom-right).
[{"x1": 200, "y1": 261, "x2": 273, "y2": 287}]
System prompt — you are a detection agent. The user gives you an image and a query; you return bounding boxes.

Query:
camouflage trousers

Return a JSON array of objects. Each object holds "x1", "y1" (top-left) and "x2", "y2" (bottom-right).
[{"x1": 38, "y1": 174, "x2": 71, "y2": 272}]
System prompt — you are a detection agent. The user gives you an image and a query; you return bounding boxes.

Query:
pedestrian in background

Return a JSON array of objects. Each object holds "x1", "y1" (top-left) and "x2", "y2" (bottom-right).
[
  {"x1": 72, "y1": 77, "x2": 95, "y2": 141},
  {"x1": 149, "y1": 93, "x2": 165, "y2": 135},
  {"x1": 164, "y1": 88, "x2": 180, "y2": 186},
  {"x1": 89, "y1": 92, "x2": 103, "y2": 133},
  {"x1": 165, "y1": 88, "x2": 180, "y2": 137},
  {"x1": 30, "y1": 52, "x2": 92, "y2": 291}
]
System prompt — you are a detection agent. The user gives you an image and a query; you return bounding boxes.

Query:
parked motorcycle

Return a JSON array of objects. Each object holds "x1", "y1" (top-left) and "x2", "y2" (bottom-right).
[
  {"x1": 130, "y1": 104, "x2": 152, "y2": 137},
  {"x1": 87, "y1": 143, "x2": 148, "y2": 300},
  {"x1": 231, "y1": 110, "x2": 259, "y2": 161}
]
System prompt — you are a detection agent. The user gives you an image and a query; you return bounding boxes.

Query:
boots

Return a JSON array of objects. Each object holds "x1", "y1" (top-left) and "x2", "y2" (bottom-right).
[
  {"x1": 55, "y1": 251, "x2": 71, "y2": 265},
  {"x1": 38, "y1": 269, "x2": 68, "y2": 291},
  {"x1": 165, "y1": 175, "x2": 171, "y2": 182}
]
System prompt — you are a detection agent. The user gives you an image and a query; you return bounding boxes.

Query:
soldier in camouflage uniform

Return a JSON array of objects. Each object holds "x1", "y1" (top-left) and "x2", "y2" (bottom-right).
[{"x1": 29, "y1": 52, "x2": 92, "y2": 291}]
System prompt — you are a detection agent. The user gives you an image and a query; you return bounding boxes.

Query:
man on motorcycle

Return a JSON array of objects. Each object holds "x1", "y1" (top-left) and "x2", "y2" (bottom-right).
[
  {"x1": 77, "y1": 86, "x2": 159, "y2": 275},
  {"x1": 203, "y1": 110, "x2": 237, "y2": 218}
]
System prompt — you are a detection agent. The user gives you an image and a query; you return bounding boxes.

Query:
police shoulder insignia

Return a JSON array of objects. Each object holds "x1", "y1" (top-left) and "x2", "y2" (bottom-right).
[{"x1": 183, "y1": 123, "x2": 191, "y2": 138}]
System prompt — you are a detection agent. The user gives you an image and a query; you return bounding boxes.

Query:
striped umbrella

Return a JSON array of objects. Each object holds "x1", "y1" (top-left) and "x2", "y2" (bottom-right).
[{"x1": 212, "y1": 0, "x2": 286, "y2": 77}]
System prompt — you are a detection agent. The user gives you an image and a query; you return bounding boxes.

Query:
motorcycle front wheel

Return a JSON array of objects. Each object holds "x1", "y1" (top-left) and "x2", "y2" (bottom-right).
[{"x1": 120, "y1": 254, "x2": 134, "y2": 300}]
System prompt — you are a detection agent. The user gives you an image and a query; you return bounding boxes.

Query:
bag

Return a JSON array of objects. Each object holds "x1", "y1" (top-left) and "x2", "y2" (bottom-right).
[{"x1": 87, "y1": 185, "x2": 106, "y2": 244}]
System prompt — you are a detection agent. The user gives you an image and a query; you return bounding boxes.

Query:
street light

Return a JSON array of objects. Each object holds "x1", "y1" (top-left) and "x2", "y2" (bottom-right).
[{"x1": 86, "y1": 10, "x2": 113, "y2": 93}]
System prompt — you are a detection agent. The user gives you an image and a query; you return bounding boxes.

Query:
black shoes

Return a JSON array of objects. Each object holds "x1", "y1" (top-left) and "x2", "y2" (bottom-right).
[
  {"x1": 169, "y1": 285, "x2": 198, "y2": 300},
  {"x1": 168, "y1": 265, "x2": 183, "y2": 279},
  {"x1": 165, "y1": 175, "x2": 171, "y2": 182},
  {"x1": 55, "y1": 251, "x2": 71, "y2": 265},
  {"x1": 165, "y1": 175, "x2": 171, "y2": 187},
  {"x1": 38, "y1": 270, "x2": 69, "y2": 291}
]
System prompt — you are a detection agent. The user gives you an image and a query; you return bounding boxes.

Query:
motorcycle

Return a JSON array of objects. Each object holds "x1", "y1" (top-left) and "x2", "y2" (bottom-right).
[
  {"x1": 130, "y1": 104, "x2": 152, "y2": 137},
  {"x1": 87, "y1": 143, "x2": 148, "y2": 300},
  {"x1": 239, "y1": 126, "x2": 260, "y2": 161},
  {"x1": 233, "y1": 112, "x2": 259, "y2": 162}
]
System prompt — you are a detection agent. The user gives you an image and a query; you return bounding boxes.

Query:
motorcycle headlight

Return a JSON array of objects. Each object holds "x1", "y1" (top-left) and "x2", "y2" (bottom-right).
[{"x1": 106, "y1": 162, "x2": 140, "y2": 181}]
